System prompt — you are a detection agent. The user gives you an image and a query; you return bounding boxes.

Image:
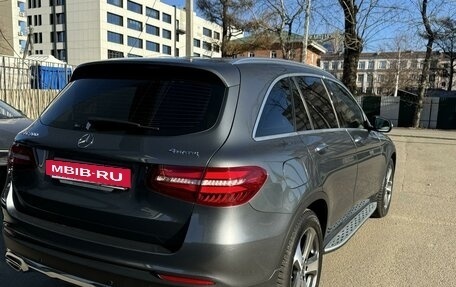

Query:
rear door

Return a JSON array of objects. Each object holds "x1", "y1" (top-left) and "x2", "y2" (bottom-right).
[{"x1": 294, "y1": 76, "x2": 358, "y2": 232}]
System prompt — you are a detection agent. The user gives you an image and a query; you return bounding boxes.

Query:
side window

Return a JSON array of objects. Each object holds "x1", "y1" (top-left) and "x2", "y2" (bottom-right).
[
  {"x1": 256, "y1": 79, "x2": 294, "y2": 137},
  {"x1": 295, "y1": 76, "x2": 338, "y2": 129},
  {"x1": 324, "y1": 80, "x2": 365, "y2": 129}
]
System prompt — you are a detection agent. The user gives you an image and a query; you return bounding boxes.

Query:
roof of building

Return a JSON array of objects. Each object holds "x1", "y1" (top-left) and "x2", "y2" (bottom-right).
[{"x1": 231, "y1": 32, "x2": 327, "y2": 54}]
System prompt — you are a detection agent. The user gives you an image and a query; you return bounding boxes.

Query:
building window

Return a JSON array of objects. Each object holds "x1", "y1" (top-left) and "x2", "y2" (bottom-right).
[
  {"x1": 29, "y1": 0, "x2": 42, "y2": 9},
  {"x1": 33, "y1": 32, "x2": 43, "y2": 43},
  {"x1": 213, "y1": 44, "x2": 220, "y2": 53},
  {"x1": 331, "y1": 61, "x2": 338, "y2": 70},
  {"x1": 270, "y1": 51, "x2": 277, "y2": 58},
  {"x1": 162, "y1": 29, "x2": 171, "y2": 39},
  {"x1": 107, "y1": 0, "x2": 122, "y2": 7},
  {"x1": 203, "y1": 27, "x2": 212, "y2": 37},
  {"x1": 214, "y1": 31, "x2": 220, "y2": 40},
  {"x1": 368, "y1": 61, "x2": 375, "y2": 69},
  {"x1": 323, "y1": 62, "x2": 329, "y2": 70},
  {"x1": 357, "y1": 74, "x2": 364, "y2": 83},
  {"x1": 248, "y1": 52, "x2": 255, "y2": 57},
  {"x1": 203, "y1": 41, "x2": 212, "y2": 51},
  {"x1": 107, "y1": 12, "x2": 123, "y2": 26},
  {"x1": 146, "y1": 7, "x2": 159, "y2": 19},
  {"x1": 194, "y1": 53, "x2": 201, "y2": 57},
  {"x1": 107, "y1": 31, "x2": 123, "y2": 44},
  {"x1": 50, "y1": 0, "x2": 65, "y2": 5},
  {"x1": 127, "y1": 0, "x2": 142, "y2": 14},
  {"x1": 34, "y1": 15, "x2": 42, "y2": 26},
  {"x1": 162, "y1": 13, "x2": 171, "y2": 24},
  {"x1": 56, "y1": 49, "x2": 66, "y2": 61},
  {"x1": 175, "y1": 48, "x2": 179, "y2": 57},
  {"x1": 358, "y1": 61, "x2": 366, "y2": 70},
  {"x1": 146, "y1": 24, "x2": 159, "y2": 36},
  {"x1": 146, "y1": 40, "x2": 159, "y2": 52},
  {"x1": 193, "y1": 38, "x2": 201, "y2": 48},
  {"x1": 127, "y1": 53, "x2": 142, "y2": 58},
  {"x1": 401, "y1": 60, "x2": 408, "y2": 69},
  {"x1": 378, "y1": 60, "x2": 387, "y2": 69},
  {"x1": 367, "y1": 74, "x2": 373, "y2": 86},
  {"x1": 163, "y1": 45, "x2": 171, "y2": 55},
  {"x1": 127, "y1": 36, "x2": 143, "y2": 48},
  {"x1": 108, "y1": 49, "x2": 124, "y2": 58},
  {"x1": 18, "y1": 2, "x2": 26, "y2": 12},
  {"x1": 50, "y1": 31, "x2": 65, "y2": 42},
  {"x1": 127, "y1": 18, "x2": 142, "y2": 31}
]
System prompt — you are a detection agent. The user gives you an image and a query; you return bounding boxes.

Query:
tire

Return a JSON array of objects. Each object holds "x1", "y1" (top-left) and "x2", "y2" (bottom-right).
[
  {"x1": 277, "y1": 209, "x2": 323, "y2": 287},
  {"x1": 372, "y1": 159, "x2": 395, "y2": 218}
]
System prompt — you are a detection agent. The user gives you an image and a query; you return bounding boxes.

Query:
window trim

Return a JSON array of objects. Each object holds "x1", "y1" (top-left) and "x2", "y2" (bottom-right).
[{"x1": 253, "y1": 73, "x2": 356, "y2": 141}]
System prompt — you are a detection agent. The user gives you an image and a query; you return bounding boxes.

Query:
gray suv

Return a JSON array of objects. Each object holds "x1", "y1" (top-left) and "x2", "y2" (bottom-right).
[{"x1": 2, "y1": 58, "x2": 395, "y2": 287}]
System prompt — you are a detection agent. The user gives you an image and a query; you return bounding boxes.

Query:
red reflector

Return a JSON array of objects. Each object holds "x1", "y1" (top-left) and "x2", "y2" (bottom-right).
[
  {"x1": 8, "y1": 143, "x2": 36, "y2": 169},
  {"x1": 150, "y1": 165, "x2": 267, "y2": 207},
  {"x1": 158, "y1": 274, "x2": 214, "y2": 285}
]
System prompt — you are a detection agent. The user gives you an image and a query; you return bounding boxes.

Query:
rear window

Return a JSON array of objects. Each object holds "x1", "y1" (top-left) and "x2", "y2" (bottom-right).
[{"x1": 40, "y1": 64, "x2": 227, "y2": 136}]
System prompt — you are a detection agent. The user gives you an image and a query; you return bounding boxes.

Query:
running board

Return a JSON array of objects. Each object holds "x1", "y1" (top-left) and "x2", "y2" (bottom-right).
[{"x1": 324, "y1": 202, "x2": 377, "y2": 253}]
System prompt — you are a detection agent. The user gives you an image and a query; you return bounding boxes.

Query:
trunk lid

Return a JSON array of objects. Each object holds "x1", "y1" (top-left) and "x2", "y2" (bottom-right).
[{"x1": 10, "y1": 62, "x2": 239, "y2": 250}]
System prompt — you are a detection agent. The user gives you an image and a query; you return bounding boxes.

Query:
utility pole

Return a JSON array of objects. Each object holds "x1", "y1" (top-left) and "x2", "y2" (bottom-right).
[
  {"x1": 393, "y1": 47, "x2": 401, "y2": 97},
  {"x1": 185, "y1": 0, "x2": 193, "y2": 57},
  {"x1": 301, "y1": 0, "x2": 311, "y2": 63}
]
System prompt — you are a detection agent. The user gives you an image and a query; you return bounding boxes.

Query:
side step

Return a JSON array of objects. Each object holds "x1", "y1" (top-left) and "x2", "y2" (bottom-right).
[{"x1": 324, "y1": 202, "x2": 377, "y2": 253}]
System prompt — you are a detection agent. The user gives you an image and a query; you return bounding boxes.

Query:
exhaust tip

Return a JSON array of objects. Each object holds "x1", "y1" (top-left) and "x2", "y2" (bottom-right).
[{"x1": 5, "y1": 251, "x2": 29, "y2": 272}]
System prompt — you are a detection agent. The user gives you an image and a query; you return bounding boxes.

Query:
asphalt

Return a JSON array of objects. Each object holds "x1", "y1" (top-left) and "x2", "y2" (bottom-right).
[{"x1": 321, "y1": 128, "x2": 456, "y2": 287}]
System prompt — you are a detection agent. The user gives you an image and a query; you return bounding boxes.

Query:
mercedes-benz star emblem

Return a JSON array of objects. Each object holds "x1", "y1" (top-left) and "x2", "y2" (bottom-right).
[{"x1": 77, "y1": 133, "x2": 95, "y2": 148}]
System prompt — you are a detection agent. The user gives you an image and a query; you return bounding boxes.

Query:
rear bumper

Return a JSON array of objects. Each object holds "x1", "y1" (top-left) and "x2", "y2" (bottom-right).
[{"x1": 2, "y1": 185, "x2": 290, "y2": 287}]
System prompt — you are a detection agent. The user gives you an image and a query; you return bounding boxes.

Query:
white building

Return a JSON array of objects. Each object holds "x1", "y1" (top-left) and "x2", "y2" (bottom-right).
[
  {"x1": 24, "y1": 0, "x2": 222, "y2": 65},
  {"x1": 0, "y1": 0, "x2": 28, "y2": 57},
  {"x1": 321, "y1": 51, "x2": 453, "y2": 96}
]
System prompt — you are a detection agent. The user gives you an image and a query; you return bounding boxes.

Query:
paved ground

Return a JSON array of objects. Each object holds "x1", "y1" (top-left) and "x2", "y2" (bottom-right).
[
  {"x1": 320, "y1": 128, "x2": 456, "y2": 287},
  {"x1": 1, "y1": 128, "x2": 455, "y2": 286}
]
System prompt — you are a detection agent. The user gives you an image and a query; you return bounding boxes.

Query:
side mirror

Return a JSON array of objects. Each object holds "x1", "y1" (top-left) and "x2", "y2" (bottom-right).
[{"x1": 373, "y1": 116, "x2": 392, "y2": 133}]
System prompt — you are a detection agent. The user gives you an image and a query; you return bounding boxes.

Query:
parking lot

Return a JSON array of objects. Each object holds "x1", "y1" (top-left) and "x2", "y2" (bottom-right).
[
  {"x1": 321, "y1": 128, "x2": 456, "y2": 287},
  {"x1": 1, "y1": 128, "x2": 456, "y2": 287}
]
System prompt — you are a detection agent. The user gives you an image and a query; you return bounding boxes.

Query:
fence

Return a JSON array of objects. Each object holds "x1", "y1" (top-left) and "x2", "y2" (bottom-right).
[
  {"x1": 0, "y1": 55, "x2": 71, "y2": 118},
  {"x1": 359, "y1": 96, "x2": 456, "y2": 129}
]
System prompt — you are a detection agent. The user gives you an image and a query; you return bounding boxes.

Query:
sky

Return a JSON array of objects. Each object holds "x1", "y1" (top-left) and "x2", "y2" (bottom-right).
[{"x1": 159, "y1": 0, "x2": 456, "y2": 53}]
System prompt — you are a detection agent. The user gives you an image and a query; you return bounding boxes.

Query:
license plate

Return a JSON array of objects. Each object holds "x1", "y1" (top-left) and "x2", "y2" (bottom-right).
[{"x1": 45, "y1": 160, "x2": 131, "y2": 188}]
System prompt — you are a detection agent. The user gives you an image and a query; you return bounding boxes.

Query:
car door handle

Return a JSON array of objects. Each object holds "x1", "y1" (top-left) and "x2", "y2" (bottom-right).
[{"x1": 314, "y1": 143, "x2": 328, "y2": 154}]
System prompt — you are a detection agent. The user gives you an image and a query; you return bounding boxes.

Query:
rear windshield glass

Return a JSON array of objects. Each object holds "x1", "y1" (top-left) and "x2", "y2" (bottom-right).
[{"x1": 40, "y1": 64, "x2": 227, "y2": 136}]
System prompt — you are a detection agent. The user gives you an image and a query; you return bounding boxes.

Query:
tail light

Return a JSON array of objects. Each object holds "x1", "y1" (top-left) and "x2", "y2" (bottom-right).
[
  {"x1": 8, "y1": 143, "x2": 37, "y2": 169},
  {"x1": 150, "y1": 165, "x2": 267, "y2": 207}
]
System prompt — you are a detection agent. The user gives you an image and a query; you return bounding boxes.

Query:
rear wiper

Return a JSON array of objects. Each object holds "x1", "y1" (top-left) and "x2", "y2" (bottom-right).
[{"x1": 86, "y1": 117, "x2": 160, "y2": 131}]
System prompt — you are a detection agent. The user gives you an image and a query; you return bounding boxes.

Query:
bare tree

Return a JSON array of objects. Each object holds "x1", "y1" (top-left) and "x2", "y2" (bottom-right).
[
  {"x1": 252, "y1": 0, "x2": 307, "y2": 60},
  {"x1": 336, "y1": 0, "x2": 401, "y2": 95},
  {"x1": 413, "y1": 0, "x2": 438, "y2": 127},
  {"x1": 434, "y1": 17, "x2": 456, "y2": 91},
  {"x1": 196, "y1": 0, "x2": 255, "y2": 57}
]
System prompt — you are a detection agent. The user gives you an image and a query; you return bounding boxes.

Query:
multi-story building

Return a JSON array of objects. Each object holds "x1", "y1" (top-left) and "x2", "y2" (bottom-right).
[
  {"x1": 321, "y1": 51, "x2": 452, "y2": 96},
  {"x1": 24, "y1": 0, "x2": 222, "y2": 65},
  {"x1": 0, "y1": 0, "x2": 28, "y2": 57}
]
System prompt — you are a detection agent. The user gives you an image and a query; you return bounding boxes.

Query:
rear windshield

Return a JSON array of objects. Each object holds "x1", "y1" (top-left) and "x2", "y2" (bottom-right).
[{"x1": 40, "y1": 64, "x2": 227, "y2": 136}]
